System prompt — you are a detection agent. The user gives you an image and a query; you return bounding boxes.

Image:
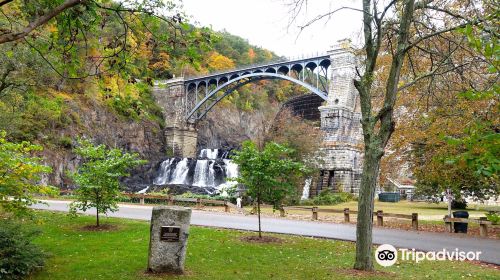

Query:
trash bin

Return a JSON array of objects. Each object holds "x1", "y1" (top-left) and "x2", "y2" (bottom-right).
[{"x1": 453, "y1": 211, "x2": 469, "y2": 233}]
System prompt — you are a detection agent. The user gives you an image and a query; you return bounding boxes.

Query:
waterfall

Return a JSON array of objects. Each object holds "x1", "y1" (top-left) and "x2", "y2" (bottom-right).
[
  {"x1": 153, "y1": 158, "x2": 175, "y2": 185},
  {"x1": 153, "y1": 149, "x2": 239, "y2": 195},
  {"x1": 193, "y1": 160, "x2": 215, "y2": 187},
  {"x1": 170, "y1": 158, "x2": 189, "y2": 184},
  {"x1": 301, "y1": 177, "x2": 312, "y2": 200},
  {"x1": 199, "y1": 148, "x2": 219, "y2": 159},
  {"x1": 137, "y1": 186, "x2": 149, "y2": 194},
  {"x1": 223, "y1": 159, "x2": 238, "y2": 179}
]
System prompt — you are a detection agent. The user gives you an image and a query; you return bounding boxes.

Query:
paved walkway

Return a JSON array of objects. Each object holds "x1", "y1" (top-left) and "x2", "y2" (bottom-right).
[{"x1": 32, "y1": 200, "x2": 500, "y2": 265}]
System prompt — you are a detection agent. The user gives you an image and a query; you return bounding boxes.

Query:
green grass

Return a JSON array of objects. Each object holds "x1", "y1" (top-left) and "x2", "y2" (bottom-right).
[{"x1": 26, "y1": 211, "x2": 499, "y2": 280}]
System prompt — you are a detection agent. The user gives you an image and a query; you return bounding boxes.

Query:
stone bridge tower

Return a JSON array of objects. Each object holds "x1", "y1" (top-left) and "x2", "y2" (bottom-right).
[
  {"x1": 152, "y1": 78, "x2": 198, "y2": 158},
  {"x1": 314, "y1": 42, "x2": 364, "y2": 195}
]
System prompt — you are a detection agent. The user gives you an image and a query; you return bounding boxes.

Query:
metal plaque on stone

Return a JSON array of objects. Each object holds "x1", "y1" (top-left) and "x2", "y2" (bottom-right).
[{"x1": 160, "y1": 226, "x2": 180, "y2": 242}]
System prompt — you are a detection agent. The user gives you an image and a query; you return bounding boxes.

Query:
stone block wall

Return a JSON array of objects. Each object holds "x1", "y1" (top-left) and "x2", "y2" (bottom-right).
[
  {"x1": 313, "y1": 41, "x2": 364, "y2": 196},
  {"x1": 153, "y1": 78, "x2": 198, "y2": 158}
]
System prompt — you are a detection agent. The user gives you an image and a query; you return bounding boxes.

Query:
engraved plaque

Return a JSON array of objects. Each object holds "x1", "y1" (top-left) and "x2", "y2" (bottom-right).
[{"x1": 160, "y1": 226, "x2": 180, "y2": 242}]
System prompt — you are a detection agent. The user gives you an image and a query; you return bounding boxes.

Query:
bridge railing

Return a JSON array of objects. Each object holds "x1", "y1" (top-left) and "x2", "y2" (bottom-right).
[{"x1": 184, "y1": 51, "x2": 330, "y2": 81}]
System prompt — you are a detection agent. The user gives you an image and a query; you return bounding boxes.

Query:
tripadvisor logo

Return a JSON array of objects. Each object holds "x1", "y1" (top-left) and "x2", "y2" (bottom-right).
[
  {"x1": 375, "y1": 244, "x2": 397, "y2": 267},
  {"x1": 375, "y1": 244, "x2": 482, "y2": 266}
]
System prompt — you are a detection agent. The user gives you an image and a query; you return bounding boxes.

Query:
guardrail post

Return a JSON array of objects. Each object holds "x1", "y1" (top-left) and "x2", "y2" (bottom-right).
[
  {"x1": 196, "y1": 198, "x2": 202, "y2": 209},
  {"x1": 168, "y1": 195, "x2": 174, "y2": 206},
  {"x1": 312, "y1": 207, "x2": 318, "y2": 220},
  {"x1": 224, "y1": 201, "x2": 229, "y2": 213},
  {"x1": 140, "y1": 195, "x2": 145, "y2": 205},
  {"x1": 344, "y1": 208, "x2": 350, "y2": 222},
  {"x1": 279, "y1": 205, "x2": 285, "y2": 217},
  {"x1": 479, "y1": 217, "x2": 488, "y2": 237},
  {"x1": 412, "y1": 213, "x2": 418, "y2": 231},
  {"x1": 377, "y1": 210, "x2": 383, "y2": 226},
  {"x1": 444, "y1": 215, "x2": 453, "y2": 233}
]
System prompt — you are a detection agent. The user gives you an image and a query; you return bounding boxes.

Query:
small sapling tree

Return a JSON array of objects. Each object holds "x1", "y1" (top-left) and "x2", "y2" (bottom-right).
[
  {"x1": 231, "y1": 141, "x2": 307, "y2": 238},
  {"x1": 69, "y1": 139, "x2": 146, "y2": 227},
  {"x1": 0, "y1": 131, "x2": 55, "y2": 217}
]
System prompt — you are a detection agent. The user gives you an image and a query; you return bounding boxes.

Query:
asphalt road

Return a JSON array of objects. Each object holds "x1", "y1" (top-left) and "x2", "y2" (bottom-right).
[{"x1": 32, "y1": 200, "x2": 500, "y2": 265}]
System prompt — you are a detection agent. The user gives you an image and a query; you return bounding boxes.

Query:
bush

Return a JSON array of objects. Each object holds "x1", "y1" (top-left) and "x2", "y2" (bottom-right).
[
  {"x1": 485, "y1": 212, "x2": 500, "y2": 225},
  {"x1": 0, "y1": 221, "x2": 47, "y2": 280},
  {"x1": 176, "y1": 192, "x2": 227, "y2": 201},
  {"x1": 301, "y1": 190, "x2": 354, "y2": 206}
]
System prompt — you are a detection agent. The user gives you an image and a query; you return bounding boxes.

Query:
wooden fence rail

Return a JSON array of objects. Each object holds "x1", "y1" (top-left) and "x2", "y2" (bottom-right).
[
  {"x1": 443, "y1": 215, "x2": 496, "y2": 237},
  {"x1": 281, "y1": 205, "x2": 419, "y2": 231},
  {"x1": 58, "y1": 190, "x2": 245, "y2": 214},
  {"x1": 59, "y1": 190, "x2": 418, "y2": 230}
]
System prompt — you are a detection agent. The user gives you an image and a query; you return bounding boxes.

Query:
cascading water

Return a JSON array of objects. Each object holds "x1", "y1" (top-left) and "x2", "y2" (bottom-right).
[
  {"x1": 199, "y1": 149, "x2": 219, "y2": 160},
  {"x1": 223, "y1": 159, "x2": 238, "y2": 179},
  {"x1": 153, "y1": 158, "x2": 175, "y2": 185},
  {"x1": 152, "y1": 148, "x2": 238, "y2": 195},
  {"x1": 301, "y1": 177, "x2": 312, "y2": 200},
  {"x1": 193, "y1": 160, "x2": 214, "y2": 187},
  {"x1": 170, "y1": 158, "x2": 190, "y2": 184}
]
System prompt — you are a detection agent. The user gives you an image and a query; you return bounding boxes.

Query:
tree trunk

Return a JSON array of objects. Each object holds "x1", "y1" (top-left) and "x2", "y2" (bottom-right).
[
  {"x1": 257, "y1": 192, "x2": 262, "y2": 238},
  {"x1": 96, "y1": 207, "x2": 100, "y2": 227},
  {"x1": 95, "y1": 190, "x2": 101, "y2": 227},
  {"x1": 354, "y1": 147, "x2": 381, "y2": 271}
]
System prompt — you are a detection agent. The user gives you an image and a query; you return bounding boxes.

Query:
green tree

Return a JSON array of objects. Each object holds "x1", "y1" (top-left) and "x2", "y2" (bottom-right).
[
  {"x1": 0, "y1": 131, "x2": 54, "y2": 216},
  {"x1": 231, "y1": 141, "x2": 307, "y2": 238},
  {"x1": 69, "y1": 139, "x2": 146, "y2": 227}
]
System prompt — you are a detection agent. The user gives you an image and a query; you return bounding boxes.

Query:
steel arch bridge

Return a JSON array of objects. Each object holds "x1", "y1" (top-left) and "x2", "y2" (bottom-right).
[{"x1": 183, "y1": 54, "x2": 331, "y2": 123}]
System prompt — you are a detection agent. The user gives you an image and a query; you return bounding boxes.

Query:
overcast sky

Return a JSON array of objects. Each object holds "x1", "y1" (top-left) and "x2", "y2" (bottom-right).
[{"x1": 182, "y1": 0, "x2": 363, "y2": 57}]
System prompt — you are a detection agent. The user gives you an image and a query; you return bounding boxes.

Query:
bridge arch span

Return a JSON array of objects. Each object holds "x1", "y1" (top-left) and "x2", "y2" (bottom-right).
[{"x1": 186, "y1": 72, "x2": 328, "y2": 122}]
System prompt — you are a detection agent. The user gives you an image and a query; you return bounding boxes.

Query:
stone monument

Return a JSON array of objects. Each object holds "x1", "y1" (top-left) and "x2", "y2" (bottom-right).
[{"x1": 147, "y1": 206, "x2": 192, "y2": 274}]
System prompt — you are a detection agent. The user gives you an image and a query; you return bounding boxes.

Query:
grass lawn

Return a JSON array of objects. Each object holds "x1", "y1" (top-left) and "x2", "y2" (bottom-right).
[{"x1": 28, "y1": 211, "x2": 499, "y2": 280}]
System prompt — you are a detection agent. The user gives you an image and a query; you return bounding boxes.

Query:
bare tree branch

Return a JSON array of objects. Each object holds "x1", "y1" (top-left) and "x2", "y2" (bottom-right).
[
  {"x1": 298, "y1": 6, "x2": 365, "y2": 30},
  {"x1": 0, "y1": 0, "x2": 14, "y2": 7},
  {"x1": 0, "y1": 0, "x2": 86, "y2": 44}
]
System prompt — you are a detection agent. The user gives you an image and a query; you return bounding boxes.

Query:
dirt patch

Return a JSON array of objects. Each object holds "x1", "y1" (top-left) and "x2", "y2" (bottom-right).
[
  {"x1": 466, "y1": 260, "x2": 500, "y2": 270},
  {"x1": 79, "y1": 224, "x2": 119, "y2": 232},
  {"x1": 141, "y1": 269, "x2": 193, "y2": 277},
  {"x1": 336, "y1": 268, "x2": 395, "y2": 277},
  {"x1": 240, "y1": 235, "x2": 283, "y2": 244}
]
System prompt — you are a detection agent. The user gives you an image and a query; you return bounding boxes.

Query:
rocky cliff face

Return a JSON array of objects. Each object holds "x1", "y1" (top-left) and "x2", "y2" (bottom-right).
[
  {"x1": 40, "y1": 96, "x2": 166, "y2": 191},
  {"x1": 40, "y1": 89, "x2": 281, "y2": 192},
  {"x1": 196, "y1": 104, "x2": 279, "y2": 150}
]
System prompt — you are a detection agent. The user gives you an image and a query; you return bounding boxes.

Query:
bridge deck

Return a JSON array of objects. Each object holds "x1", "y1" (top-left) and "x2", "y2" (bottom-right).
[{"x1": 184, "y1": 54, "x2": 330, "y2": 83}]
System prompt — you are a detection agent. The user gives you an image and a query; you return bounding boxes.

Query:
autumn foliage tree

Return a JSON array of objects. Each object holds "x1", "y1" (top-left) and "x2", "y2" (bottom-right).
[
  {"x1": 288, "y1": 0, "x2": 497, "y2": 270},
  {"x1": 387, "y1": 24, "x2": 499, "y2": 202},
  {"x1": 207, "y1": 51, "x2": 235, "y2": 71}
]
